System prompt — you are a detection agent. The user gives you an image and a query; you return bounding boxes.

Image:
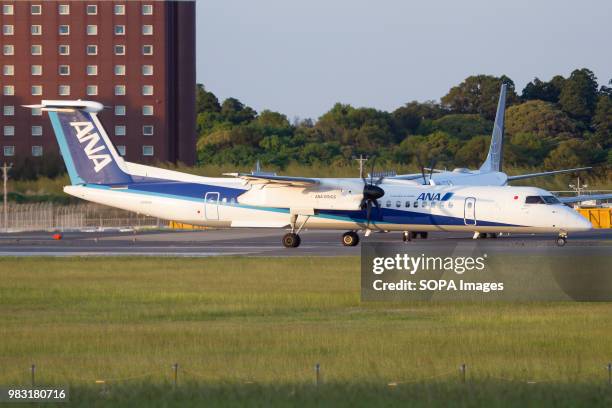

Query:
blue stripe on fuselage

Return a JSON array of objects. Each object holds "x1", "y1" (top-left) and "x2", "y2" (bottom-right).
[{"x1": 82, "y1": 181, "x2": 521, "y2": 228}]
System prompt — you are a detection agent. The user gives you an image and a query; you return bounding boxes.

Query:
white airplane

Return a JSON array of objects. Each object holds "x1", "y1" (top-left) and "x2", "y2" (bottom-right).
[
  {"x1": 392, "y1": 84, "x2": 591, "y2": 186},
  {"x1": 26, "y1": 100, "x2": 605, "y2": 248}
]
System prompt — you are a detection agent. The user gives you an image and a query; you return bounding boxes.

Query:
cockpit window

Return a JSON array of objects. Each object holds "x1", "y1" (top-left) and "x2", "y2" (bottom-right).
[
  {"x1": 525, "y1": 196, "x2": 545, "y2": 204},
  {"x1": 542, "y1": 196, "x2": 561, "y2": 205}
]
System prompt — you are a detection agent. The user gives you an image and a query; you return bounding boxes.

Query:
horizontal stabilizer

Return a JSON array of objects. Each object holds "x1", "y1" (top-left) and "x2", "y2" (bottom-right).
[
  {"x1": 507, "y1": 167, "x2": 591, "y2": 181},
  {"x1": 226, "y1": 173, "x2": 319, "y2": 186}
]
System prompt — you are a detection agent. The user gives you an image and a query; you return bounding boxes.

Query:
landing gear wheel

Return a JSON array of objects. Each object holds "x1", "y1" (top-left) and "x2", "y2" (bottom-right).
[
  {"x1": 342, "y1": 231, "x2": 360, "y2": 247},
  {"x1": 282, "y1": 233, "x2": 301, "y2": 248},
  {"x1": 556, "y1": 236, "x2": 567, "y2": 247},
  {"x1": 479, "y1": 233, "x2": 488, "y2": 239},
  {"x1": 419, "y1": 232, "x2": 428, "y2": 239}
]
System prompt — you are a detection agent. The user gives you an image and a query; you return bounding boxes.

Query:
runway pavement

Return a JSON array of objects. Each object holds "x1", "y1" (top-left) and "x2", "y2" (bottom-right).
[{"x1": 0, "y1": 228, "x2": 609, "y2": 257}]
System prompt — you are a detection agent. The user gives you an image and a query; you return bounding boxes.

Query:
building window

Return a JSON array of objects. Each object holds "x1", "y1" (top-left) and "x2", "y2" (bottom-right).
[
  {"x1": 31, "y1": 45, "x2": 42, "y2": 55},
  {"x1": 142, "y1": 65, "x2": 153, "y2": 76},
  {"x1": 3, "y1": 146, "x2": 15, "y2": 157},
  {"x1": 87, "y1": 25, "x2": 97, "y2": 35},
  {"x1": 86, "y1": 65, "x2": 97, "y2": 76},
  {"x1": 115, "y1": 105, "x2": 126, "y2": 116},
  {"x1": 142, "y1": 4, "x2": 153, "y2": 15},
  {"x1": 59, "y1": 65, "x2": 70, "y2": 75},
  {"x1": 32, "y1": 146, "x2": 43, "y2": 157},
  {"x1": 114, "y1": 4, "x2": 125, "y2": 15},
  {"x1": 4, "y1": 126, "x2": 15, "y2": 136},
  {"x1": 114, "y1": 25, "x2": 125, "y2": 35},
  {"x1": 142, "y1": 146, "x2": 154, "y2": 156},
  {"x1": 143, "y1": 125, "x2": 154, "y2": 136},
  {"x1": 59, "y1": 44, "x2": 70, "y2": 55},
  {"x1": 142, "y1": 105, "x2": 154, "y2": 116},
  {"x1": 31, "y1": 108, "x2": 42, "y2": 116},
  {"x1": 3, "y1": 4, "x2": 14, "y2": 15},
  {"x1": 117, "y1": 145, "x2": 126, "y2": 156},
  {"x1": 114, "y1": 65, "x2": 126, "y2": 75},
  {"x1": 31, "y1": 25, "x2": 42, "y2": 35},
  {"x1": 142, "y1": 45, "x2": 153, "y2": 55},
  {"x1": 31, "y1": 85, "x2": 43, "y2": 95},
  {"x1": 3, "y1": 86, "x2": 14, "y2": 96},
  {"x1": 58, "y1": 4, "x2": 70, "y2": 15},
  {"x1": 142, "y1": 25, "x2": 153, "y2": 35},
  {"x1": 114, "y1": 85, "x2": 126, "y2": 96},
  {"x1": 114, "y1": 45, "x2": 125, "y2": 55},
  {"x1": 59, "y1": 25, "x2": 70, "y2": 35},
  {"x1": 3, "y1": 45, "x2": 14, "y2": 55},
  {"x1": 31, "y1": 125, "x2": 43, "y2": 136},
  {"x1": 31, "y1": 65, "x2": 43, "y2": 75},
  {"x1": 3, "y1": 25, "x2": 14, "y2": 35},
  {"x1": 86, "y1": 5, "x2": 97, "y2": 15},
  {"x1": 3, "y1": 65, "x2": 14, "y2": 76},
  {"x1": 142, "y1": 85, "x2": 154, "y2": 96},
  {"x1": 31, "y1": 4, "x2": 42, "y2": 15},
  {"x1": 87, "y1": 45, "x2": 97, "y2": 55},
  {"x1": 86, "y1": 85, "x2": 98, "y2": 96},
  {"x1": 58, "y1": 85, "x2": 70, "y2": 96},
  {"x1": 115, "y1": 125, "x2": 126, "y2": 136},
  {"x1": 3, "y1": 106, "x2": 14, "y2": 116}
]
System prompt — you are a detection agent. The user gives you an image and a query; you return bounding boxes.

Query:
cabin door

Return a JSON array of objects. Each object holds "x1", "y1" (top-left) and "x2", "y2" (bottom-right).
[
  {"x1": 464, "y1": 197, "x2": 477, "y2": 225},
  {"x1": 204, "y1": 192, "x2": 220, "y2": 220}
]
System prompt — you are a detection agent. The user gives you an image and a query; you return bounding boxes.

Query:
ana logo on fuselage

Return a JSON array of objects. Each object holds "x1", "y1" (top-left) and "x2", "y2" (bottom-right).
[
  {"x1": 70, "y1": 122, "x2": 112, "y2": 173},
  {"x1": 417, "y1": 192, "x2": 453, "y2": 201}
]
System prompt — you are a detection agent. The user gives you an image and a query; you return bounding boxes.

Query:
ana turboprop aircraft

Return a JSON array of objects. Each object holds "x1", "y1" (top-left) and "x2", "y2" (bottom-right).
[
  {"x1": 26, "y1": 100, "x2": 603, "y2": 248},
  {"x1": 392, "y1": 84, "x2": 591, "y2": 186}
]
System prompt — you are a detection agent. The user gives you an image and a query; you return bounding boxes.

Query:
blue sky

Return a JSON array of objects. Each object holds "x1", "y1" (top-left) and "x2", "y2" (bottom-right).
[{"x1": 196, "y1": 0, "x2": 611, "y2": 120}]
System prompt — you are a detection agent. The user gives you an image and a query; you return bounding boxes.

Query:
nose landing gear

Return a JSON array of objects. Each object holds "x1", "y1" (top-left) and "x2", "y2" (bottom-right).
[
  {"x1": 556, "y1": 233, "x2": 567, "y2": 247},
  {"x1": 342, "y1": 231, "x2": 360, "y2": 247},
  {"x1": 282, "y1": 233, "x2": 301, "y2": 248}
]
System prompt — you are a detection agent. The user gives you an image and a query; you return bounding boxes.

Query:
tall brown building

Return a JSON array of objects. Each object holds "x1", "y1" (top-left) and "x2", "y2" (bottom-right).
[{"x1": 0, "y1": 0, "x2": 196, "y2": 169}]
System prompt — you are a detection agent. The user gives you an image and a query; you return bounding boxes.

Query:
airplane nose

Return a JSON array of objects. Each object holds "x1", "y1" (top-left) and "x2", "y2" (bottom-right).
[{"x1": 570, "y1": 212, "x2": 592, "y2": 232}]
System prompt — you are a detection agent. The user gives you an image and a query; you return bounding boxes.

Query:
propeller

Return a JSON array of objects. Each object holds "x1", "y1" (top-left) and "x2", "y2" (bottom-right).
[{"x1": 361, "y1": 158, "x2": 385, "y2": 228}]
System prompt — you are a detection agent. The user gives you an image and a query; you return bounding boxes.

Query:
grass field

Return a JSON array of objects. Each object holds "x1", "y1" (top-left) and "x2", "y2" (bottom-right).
[{"x1": 1, "y1": 257, "x2": 611, "y2": 407}]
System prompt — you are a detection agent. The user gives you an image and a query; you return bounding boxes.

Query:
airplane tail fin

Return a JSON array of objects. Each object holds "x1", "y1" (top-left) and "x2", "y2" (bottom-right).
[
  {"x1": 479, "y1": 83, "x2": 507, "y2": 173},
  {"x1": 23, "y1": 100, "x2": 132, "y2": 185}
]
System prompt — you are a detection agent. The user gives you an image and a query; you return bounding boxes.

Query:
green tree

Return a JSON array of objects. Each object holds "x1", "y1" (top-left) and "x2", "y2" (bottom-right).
[
  {"x1": 391, "y1": 101, "x2": 444, "y2": 137},
  {"x1": 521, "y1": 75, "x2": 565, "y2": 103},
  {"x1": 454, "y1": 135, "x2": 489, "y2": 167},
  {"x1": 431, "y1": 114, "x2": 492, "y2": 140},
  {"x1": 221, "y1": 98, "x2": 257, "y2": 125},
  {"x1": 559, "y1": 68, "x2": 599, "y2": 123},
  {"x1": 441, "y1": 75, "x2": 519, "y2": 120},
  {"x1": 592, "y1": 95, "x2": 612, "y2": 148},
  {"x1": 196, "y1": 83, "x2": 221, "y2": 113},
  {"x1": 505, "y1": 100, "x2": 579, "y2": 140},
  {"x1": 543, "y1": 139, "x2": 602, "y2": 169}
]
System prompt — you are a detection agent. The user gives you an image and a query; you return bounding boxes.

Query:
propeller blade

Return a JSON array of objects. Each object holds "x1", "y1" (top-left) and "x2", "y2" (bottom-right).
[{"x1": 366, "y1": 200, "x2": 372, "y2": 228}]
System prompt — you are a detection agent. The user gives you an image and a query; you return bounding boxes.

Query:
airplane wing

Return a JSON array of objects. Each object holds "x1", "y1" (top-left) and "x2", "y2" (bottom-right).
[
  {"x1": 507, "y1": 167, "x2": 591, "y2": 181},
  {"x1": 558, "y1": 194, "x2": 612, "y2": 204},
  {"x1": 224, "y1": 173, "x2": 319, "y2": 187}
]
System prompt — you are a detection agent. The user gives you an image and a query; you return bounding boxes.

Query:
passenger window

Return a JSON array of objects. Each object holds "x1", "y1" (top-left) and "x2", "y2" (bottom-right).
[
  {"x1": 525, "y1": 196, "x2": 544, "y2": 204},
  {"x1": 405, "y1": 201, "x2": 410, "y2": 208},
  {"x1": 448, "y1": 202, "x2": 453, "y2": 208},
  {"x1": 396, "y1": 201, "x2": 401, "y2": 208},
  {"x1": 386, "y1": 200, "x2": 391, "y2": 207},
  {"x1": 413, "y1": 202, "x2": 418, "y2": 208}
]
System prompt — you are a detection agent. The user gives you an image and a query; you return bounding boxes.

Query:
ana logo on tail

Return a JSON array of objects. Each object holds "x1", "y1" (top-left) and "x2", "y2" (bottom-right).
[{"x1": 70, "y1": 122, "x2": 112, "y2": 172}]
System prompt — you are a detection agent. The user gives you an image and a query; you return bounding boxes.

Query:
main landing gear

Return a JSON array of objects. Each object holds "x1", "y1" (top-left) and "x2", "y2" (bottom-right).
[
  {"x1": 342, "y1": 231, "x2": 360, "y2": 247},
  {"x1": 556, "y1": 233, "x2": 567, "y2": 247}
]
